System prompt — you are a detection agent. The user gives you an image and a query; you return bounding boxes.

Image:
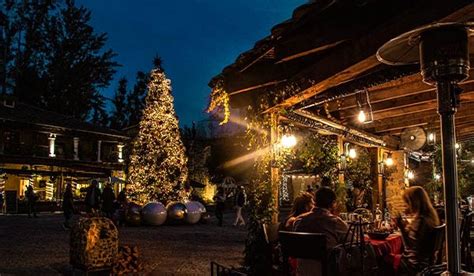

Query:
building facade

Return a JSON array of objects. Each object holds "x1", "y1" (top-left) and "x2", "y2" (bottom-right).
[{"x1": 0, "y1": 96, "x2": 128, "y2": 213}]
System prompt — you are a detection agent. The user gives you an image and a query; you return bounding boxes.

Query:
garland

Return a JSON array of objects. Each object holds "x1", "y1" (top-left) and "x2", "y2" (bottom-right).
[{"x1": 207, "y1": 80, "x2": 230, "y2": 125}]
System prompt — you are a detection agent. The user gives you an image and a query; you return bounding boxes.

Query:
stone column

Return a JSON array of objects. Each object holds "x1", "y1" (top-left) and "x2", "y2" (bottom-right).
[
  {"x1": 73, "y1": 137, "x2": 79, "y2": 160},
  {"x1": 48, "y1": 133, "x2": 56, "y2": 158},
  {"x1": 97, "y1": 140, "x2": 102, "y2": 162},
  {"x1": 385, "y1": 151, "x2": 407, "y2": 215},
  {"x1": 117, "y1": 144, "x2": 124, "y2": 163}
]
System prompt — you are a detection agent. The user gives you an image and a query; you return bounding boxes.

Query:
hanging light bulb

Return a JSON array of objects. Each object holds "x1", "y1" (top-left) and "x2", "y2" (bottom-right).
[
  {"x1": 407, "y1": 170, "x2": 415, "y2": 180},
  {"x1": 357, "y1": 110, "x2": 366, "y2": 123},
  {"x1": 428, "y1": 133, "x2": 435, "y2": 143},
  {"x1": 348, "y1": 148, "x2": 357, "y2": 159},
  {"x1": 385, "y1": 153, "x2": 394, "y2": 166},
  {"x1": 281, "y1": 134, "x2": 297, "y2": 149}
]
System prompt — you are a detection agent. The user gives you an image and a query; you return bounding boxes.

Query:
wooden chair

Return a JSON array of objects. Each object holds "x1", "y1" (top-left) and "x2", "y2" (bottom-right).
[
  {"x1": 279, "y1": 231, "x2": 327, "y2": 276},
  {"x1": 429, "y1": 224, "x2": 446, "y2": 265},
  {"x1": 461, "y1": 212, "x2": 473, "y2": 271}
]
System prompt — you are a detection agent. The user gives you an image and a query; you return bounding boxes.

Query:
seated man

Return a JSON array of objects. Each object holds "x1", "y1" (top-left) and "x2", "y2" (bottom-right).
[{"x1": 294, "y1": 187, "x2": 348, "y2": 248}]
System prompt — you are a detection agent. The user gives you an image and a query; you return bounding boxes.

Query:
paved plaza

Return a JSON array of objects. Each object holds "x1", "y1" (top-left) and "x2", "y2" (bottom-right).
[{"x1": 0, "y1": 212, "x2": 246, "y2": 275}]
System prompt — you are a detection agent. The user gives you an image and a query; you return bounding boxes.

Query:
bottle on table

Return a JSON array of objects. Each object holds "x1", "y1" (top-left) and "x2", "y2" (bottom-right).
[{"x1": 375, "y1": 204, "x2": 383, "y2": 229}]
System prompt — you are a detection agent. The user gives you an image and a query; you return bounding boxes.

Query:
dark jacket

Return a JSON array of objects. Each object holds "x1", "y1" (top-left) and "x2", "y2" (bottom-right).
[
  {"x1": 236, "y1": 191, "x2": 246, "y2": 207},
  {"x1": 62, "y1": 189, "x2": 74, "y2": 212},
  {"x1": 85, "y1": 186, "x2": 101, "y2": 209},
  {"x1": 294, "y1": 207, "x2": 349, "y2": 249},
  {"x1": 101, "y1": 186, "x2": 115, "y2": 212}
]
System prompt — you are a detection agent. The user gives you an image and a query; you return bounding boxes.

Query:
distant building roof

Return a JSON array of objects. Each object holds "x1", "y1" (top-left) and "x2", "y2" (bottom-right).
[{"x1": 0, "y1": 98, "x2": 128, "y2": 139}]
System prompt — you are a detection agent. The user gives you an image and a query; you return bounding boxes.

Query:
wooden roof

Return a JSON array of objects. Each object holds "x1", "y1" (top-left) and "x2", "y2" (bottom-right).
[
  {"x1": 0, "y1": 100, "x2": 129, "y2": 140},
  {"x1": 210, "y1": 0, "x2": 474, "y2": 147}
]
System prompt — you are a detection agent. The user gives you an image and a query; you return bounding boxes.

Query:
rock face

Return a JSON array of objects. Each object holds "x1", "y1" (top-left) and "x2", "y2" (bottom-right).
[{"x1": 70, "y1": 217, "x2": 118, "y2": 271}]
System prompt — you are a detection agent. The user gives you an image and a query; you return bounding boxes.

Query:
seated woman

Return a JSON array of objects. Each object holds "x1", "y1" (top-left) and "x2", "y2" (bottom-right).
[
  {"x1": 396, "y1": 186, "x2": 440, "y2": 275},
  {"x1": 281, "y1": 192, "x2": 314, "y2": 231}
]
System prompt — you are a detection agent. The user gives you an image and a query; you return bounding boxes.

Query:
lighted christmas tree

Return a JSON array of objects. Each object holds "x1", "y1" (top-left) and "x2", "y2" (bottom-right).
[{"x1": 128, "y1": 58, "x2": 188, "y2": 204}]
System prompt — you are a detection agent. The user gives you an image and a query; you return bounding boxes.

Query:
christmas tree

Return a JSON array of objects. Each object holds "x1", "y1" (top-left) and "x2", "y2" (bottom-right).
[{"x1": 128, "y1": 59, "x2": 188, "y2": 204}]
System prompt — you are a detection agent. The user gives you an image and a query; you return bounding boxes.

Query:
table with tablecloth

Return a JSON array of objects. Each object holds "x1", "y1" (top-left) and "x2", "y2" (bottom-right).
[{"x1": 368, "y1": 234, "x2": 403, "y2": 271}]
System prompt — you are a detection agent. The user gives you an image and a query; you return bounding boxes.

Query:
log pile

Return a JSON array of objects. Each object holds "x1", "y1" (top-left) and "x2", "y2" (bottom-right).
[{"x1": 112, "y1": 245, "x2": 142, "y2": 274}]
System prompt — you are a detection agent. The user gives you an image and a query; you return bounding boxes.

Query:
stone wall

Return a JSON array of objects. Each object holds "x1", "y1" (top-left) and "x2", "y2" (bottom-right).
[{"x1": 385, "y1": 151, "x2": 407, "y2": 215}]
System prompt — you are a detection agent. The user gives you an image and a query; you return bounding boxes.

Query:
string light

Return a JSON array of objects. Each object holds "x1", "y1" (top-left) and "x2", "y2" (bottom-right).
[
  {"x1": 456, "y1": 143, "x2": 461, "y2": 149},
  {"x1": 434, "y1": 174, "x2": 441, "y2": 180},
  {"x1": 128, "y1": 67, "x2": 188, "y2": 204}
]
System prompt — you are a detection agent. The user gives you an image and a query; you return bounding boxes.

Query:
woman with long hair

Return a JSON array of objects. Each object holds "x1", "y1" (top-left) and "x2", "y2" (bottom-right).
[
  {"x1": 397, "y1": 186, "x2": 440, "y2": 274},
  {"x1": 282, "y1": 192, "x2": 314, "y2": 231}
]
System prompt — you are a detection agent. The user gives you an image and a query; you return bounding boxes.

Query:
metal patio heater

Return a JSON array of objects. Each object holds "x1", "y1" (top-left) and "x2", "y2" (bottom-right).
[{"x1": 377, "y1": 22, "x2": 473, "y2": 275}]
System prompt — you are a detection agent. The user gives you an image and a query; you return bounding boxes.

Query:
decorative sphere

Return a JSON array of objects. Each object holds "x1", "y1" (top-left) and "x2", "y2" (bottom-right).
[
  {"x1": 142, "y1": 202, "x2": 167, "y2": 226},
  {"x1": 125, "y1": 202, "x2": 142, "y2": 226},
  {"x1": 194, "y1": 201, "x2": 207, "y2": 213},
  {"x1": 184, "y1": 201, "x2": 202, "y2": 224},
  {"x1": 166, "y1": 202, "x2": 187, "y2": 223}
]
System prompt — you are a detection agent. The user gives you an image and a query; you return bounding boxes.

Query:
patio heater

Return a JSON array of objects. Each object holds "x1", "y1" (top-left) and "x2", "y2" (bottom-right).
[{"x1": 377, "y1": 22, "x2": 473, "y2": 275}]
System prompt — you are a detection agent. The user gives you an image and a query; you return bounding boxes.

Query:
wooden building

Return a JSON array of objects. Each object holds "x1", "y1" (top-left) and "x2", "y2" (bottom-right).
[
  {"x1": 209, "y1": 0, "x2": 474, "y2": 214},
  {"x1": 0, "y1": 96, "x2": 128, "y2": 213}
]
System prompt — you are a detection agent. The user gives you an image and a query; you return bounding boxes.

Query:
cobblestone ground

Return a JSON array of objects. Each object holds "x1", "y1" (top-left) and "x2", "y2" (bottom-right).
[{"x1": 0, "y1": 212, "x2": 246, "y2": 275}]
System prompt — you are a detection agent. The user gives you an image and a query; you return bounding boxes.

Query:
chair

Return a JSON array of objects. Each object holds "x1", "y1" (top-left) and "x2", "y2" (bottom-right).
[
  {"x1": 263, "y1": 222, "x2": 281, "y2": 244},
  {"x1": 279, "y1": 231, "x2": 327, "y2": 276},
  {"x1": 430, "y1": 224, "x2": 446, "y2": 265},
  {"x1": 460, "y1": 212, "x2": 473, "y2": 270}
]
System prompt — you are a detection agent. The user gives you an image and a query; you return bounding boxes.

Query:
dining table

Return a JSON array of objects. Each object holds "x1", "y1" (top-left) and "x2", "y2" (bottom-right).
[{"x1": 367, "y1": 233, "x2": 403, "y2": 271}]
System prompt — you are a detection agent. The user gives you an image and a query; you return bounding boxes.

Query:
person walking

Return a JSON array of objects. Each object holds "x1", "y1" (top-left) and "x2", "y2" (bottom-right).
[
  {"x1": 85, "y1": 180, "x2": 101, "y2": 214},
  {"x1": 233, "y1": 186, "x2": 246, "y2": 226},
  {"x1": 213, "y1": 187, "x2": 226, "y2": 227},
  {"x1": 101, "y1": 182, "x2": 115, "y2": 219},
  {"x1": 62, "y1": 183, "x2": 75, "y2": 229},
  {"x1": 117, "y1": 188, "x2": 128, "y2": 226},
  {"x1": 25, "y1": 184, "x2": 37, "y2": 218},
  {"x1": 0, "y1": 192, "x2": 4, "y2": 214}
]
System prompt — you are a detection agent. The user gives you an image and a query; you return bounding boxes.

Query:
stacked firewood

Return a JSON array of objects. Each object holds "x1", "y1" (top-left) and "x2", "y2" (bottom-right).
[{"x1": 112, "y1": 245, "x2": 142, "y2": 274}]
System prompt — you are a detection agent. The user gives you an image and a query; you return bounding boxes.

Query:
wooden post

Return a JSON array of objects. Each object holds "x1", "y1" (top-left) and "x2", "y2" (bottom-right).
[
  {"x1": 270, "y1": 112, "x2": 280, "y2": 223},
  {"x1": 337, "y1": 136, "x2": 345, "y2": 186}
]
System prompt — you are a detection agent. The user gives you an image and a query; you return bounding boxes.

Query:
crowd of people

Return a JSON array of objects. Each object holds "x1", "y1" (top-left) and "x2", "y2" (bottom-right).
[
  {"x1": 282, "y1": 185, "x2": 441, "y2": 275},
  {"x1": 61, "y1": 179, "x2": 128, "y2": 229}
]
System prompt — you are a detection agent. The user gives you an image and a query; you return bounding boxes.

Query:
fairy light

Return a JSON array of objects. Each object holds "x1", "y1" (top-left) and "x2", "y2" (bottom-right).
[{"x1": 128, "y1": 67, "x2": 188, "y2": 204}]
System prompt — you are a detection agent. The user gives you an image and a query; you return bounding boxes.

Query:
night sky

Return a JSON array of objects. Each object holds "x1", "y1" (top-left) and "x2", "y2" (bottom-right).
[{"x1": 76, "y1": 0, "x2": 306, "y2": 126}]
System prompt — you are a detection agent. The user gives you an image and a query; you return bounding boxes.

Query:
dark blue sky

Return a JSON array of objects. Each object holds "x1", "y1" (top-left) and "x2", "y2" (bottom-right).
[{"x1": 77, "y1": 0, "x2": 306, "y2": 126}]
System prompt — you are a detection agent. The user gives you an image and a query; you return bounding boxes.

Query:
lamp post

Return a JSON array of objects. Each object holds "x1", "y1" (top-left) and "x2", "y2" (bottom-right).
[{"x1": 377, "y1": 23, "x2": 472, "y2": 275}]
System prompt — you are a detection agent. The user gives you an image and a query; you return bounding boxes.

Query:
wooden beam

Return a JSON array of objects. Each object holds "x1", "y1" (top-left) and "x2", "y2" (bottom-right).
[
  {"x1": 263, "y1": 1, "x2": 473, "y2": 113},
  {"x1": 275, "y1": 40, "x2": 346, "y2": 64},
  {"x1": 330, "y1": 75, "x2": 474, "y2": 113},
  {"x1": 339, "y1": 85, "x2": 474, "y2": 119},
  {"x1": 361, "y1": 101, "x2": 474, "y2": 132},
  {"x1": 380, "y1": 114, "x2": 474, "y2": 136}
]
